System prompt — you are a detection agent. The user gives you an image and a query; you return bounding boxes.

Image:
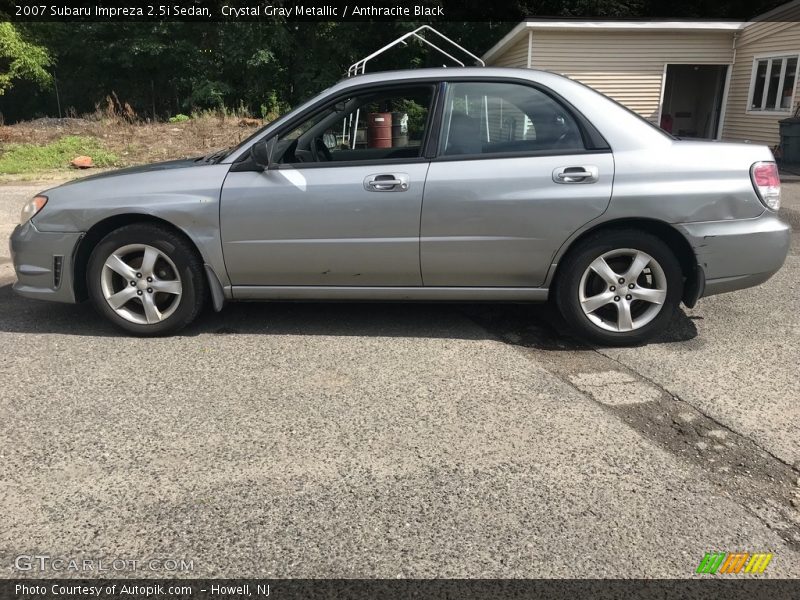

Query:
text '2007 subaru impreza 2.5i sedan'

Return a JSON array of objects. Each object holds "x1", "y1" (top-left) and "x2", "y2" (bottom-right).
[{"x1": 10, "y1": 68, "x2": 790, "y2": 345}]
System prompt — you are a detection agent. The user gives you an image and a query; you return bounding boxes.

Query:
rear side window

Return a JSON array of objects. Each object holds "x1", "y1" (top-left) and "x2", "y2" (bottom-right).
[{"x1": 439, "y1": 81, "x2": 586, "y2": 157}]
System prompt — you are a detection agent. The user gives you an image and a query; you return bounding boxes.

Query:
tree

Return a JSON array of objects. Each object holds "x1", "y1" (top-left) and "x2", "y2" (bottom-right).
[
  {"x1": 0, "y1": 0, "x2": 786, "y2": 121},
  {"x1": 0, "y1": 22, "x2": 52, "y2": 95}
]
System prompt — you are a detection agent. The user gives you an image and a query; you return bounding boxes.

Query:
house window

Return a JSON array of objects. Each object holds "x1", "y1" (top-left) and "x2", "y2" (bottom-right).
[{"x1": 749, "y1": 55, "x2": 799, "y2": 112}]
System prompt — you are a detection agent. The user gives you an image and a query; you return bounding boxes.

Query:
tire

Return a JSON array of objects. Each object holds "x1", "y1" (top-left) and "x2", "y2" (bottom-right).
[
  {"x1": 554, "y1": 229, "x2": 683, "y2": 346},
  {"x1": 87, "y1": 223, "x2": 206, "y2": 336}
]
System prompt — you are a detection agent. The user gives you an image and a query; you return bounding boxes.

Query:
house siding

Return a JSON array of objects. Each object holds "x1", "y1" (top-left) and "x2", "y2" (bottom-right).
[
  {"x1": 487, "y1": 30, "x2": 735, "y2": 123},
  {"x1": 722, "y1": 20, "x2": 800, "y2": 146},
  {"x1": 491, "y1": 34, "x2": 529, "y2": 68}
]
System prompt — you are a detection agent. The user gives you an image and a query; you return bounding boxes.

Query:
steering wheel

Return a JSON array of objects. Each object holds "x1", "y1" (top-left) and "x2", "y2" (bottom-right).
[{"x1": 311, "y1": 137, "x2": 332, "y2": 162}]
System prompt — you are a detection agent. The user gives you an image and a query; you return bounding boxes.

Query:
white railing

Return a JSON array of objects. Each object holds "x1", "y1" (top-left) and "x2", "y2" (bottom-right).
[
  {"x1": 343, "y1": 26, "x2": 484, "y2": 148},
  {"x1": 347, "y1": 25, "x2": 485, "y2": 77}
]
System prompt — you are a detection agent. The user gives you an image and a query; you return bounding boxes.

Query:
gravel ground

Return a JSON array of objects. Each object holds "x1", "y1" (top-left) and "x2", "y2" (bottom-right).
[{"x1": 1, "y1": 179, "x2": 799, "y2": 578}]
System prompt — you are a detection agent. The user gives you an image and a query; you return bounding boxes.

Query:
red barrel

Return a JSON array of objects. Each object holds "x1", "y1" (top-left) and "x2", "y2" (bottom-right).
[{"x1": 367, "y1": 112, "x2": 392, "y2": 148}]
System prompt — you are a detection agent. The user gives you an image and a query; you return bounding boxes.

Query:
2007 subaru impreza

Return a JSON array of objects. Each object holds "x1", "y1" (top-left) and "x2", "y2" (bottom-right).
[{"x1": 10, "y1": 68, "x2": 790, "y2": 345}]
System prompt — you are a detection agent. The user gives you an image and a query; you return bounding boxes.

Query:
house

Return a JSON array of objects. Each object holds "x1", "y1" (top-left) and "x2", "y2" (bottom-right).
[{"x1": 482, "y1": 1, "x2": 800, "y2": 149}]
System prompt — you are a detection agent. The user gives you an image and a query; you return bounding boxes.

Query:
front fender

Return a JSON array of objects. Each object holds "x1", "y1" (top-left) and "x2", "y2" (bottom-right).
[{"x1": 32, "y1": 164, "x2": 231, "y2": 288}]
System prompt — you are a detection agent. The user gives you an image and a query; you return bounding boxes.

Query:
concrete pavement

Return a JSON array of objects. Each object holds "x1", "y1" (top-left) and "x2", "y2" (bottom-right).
[{"x1": 1, "y1": 181, "x2": 799, "y2": 578}]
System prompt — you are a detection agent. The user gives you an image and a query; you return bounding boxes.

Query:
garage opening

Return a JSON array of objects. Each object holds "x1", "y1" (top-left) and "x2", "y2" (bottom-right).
[{"x1": 660, "y1": 65, "x2": 729, "y2": 139}]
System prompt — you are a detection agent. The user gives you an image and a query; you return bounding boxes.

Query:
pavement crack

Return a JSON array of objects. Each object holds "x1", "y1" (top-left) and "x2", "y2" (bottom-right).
[
  {"x1": 465, "y1": 305, "x2": 800, "y2": 551},
  {"x1": 598, "y1": 349, "x2": 800, "y2": 475}
]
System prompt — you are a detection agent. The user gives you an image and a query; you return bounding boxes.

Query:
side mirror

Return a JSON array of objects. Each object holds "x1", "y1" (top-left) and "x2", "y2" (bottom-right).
[
  {"x1": 230, "y1": 136, "x2": 278, "y2": 173},
  {"x1": 251, "y1": 137, "x2": 277, "y2": 170}
]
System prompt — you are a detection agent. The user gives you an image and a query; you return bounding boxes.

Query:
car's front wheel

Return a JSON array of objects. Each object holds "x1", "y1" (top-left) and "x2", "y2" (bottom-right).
[
  {"x1": 555, "y1": 229, "x2": 683, "y2": 346},
  {"x1": 87, "y1": 223, "x2": 206, "y2": 336}
]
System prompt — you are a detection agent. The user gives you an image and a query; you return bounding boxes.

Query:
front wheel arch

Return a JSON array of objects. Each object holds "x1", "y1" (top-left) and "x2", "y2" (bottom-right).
[{"x1": 73, "y1": 214, "x2": 205, "y2": 302}]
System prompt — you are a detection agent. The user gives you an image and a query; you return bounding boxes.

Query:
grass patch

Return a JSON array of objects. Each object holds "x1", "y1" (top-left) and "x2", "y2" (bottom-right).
[{"x1": 0, "y1": 135, "x2": 118, "y2": 174}]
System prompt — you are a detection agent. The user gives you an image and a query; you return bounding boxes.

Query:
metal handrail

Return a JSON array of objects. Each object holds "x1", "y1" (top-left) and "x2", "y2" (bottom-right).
[{"x1": 347, "y1": 25, "x2": 485, "y2": 77}]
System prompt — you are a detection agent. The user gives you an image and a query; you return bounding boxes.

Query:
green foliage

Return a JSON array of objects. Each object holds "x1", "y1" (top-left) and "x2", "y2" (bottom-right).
[
  {"x1": 186, "y1": 79, "x2": 232, "y2": 109},
  {"x1": 0, "y1": 136, "x2": 117, "y2": 174},
  {"x1": 169, "y1": 113, "x2": 190, "y2": 123},
  {"x1": 0, "y1": 23, "x2": 53, "y2": 95},
  {"x1": 396, "y1": 99, "x2": 428, "y2": 140},
  {"x1": 1, "y1": 1, "x2": 784, "y2": 123},
  {"x1": 260, "y1": 90, "x2": 288, "y2": 121}
]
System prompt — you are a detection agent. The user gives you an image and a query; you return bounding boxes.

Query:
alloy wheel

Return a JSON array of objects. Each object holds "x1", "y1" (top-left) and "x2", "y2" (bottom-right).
[
  {"x1": 100, "y1": 243, "x2": 183, "y2": 325},
  {"x1": 578, "y1": 248, "x2": 667, "y2": 332}
]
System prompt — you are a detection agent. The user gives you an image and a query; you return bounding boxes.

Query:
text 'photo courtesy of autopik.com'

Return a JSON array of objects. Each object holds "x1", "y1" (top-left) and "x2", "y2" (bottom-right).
[{"x1": 1, "y1": 0, "x2": 799, "y2": 598}]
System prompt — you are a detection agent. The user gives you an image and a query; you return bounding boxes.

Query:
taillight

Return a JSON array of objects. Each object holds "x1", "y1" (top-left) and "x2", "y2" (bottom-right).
[{"x1": 751, "y1": 162, "x2": 781, "y2": 211}]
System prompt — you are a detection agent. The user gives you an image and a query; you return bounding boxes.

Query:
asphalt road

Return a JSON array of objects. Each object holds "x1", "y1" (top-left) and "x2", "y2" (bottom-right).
[{"x1": 1, "y1": 179, "x2": 799, "y2": 578}]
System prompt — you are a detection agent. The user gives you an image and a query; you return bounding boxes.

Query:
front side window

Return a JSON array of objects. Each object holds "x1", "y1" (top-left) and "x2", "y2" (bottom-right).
[
  {"x1": 275, "y1": 85, "x2": 434, "y2": 165},
  {"x1": 749, "y1": 55, "x2": 799, "y2": 112},
  {"x1": 439, "y1": 81, "x2": 585, "y2": 157}
]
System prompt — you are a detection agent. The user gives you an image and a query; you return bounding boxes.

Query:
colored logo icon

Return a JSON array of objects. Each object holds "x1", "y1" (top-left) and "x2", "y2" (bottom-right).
[{"x1": 696, "y1": 552, "x2": 773, "y2": 574}]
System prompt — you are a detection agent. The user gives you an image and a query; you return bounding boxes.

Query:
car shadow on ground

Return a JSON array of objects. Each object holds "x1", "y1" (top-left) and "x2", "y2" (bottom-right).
[{"x1": 0, "y1": 282, "x2": 698, "y2": 349}]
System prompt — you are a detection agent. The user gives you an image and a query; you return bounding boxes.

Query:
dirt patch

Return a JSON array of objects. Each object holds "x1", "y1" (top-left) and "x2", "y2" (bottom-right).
[{"x1": 0, "y1": 114, "x2": 265, "y2": 180}]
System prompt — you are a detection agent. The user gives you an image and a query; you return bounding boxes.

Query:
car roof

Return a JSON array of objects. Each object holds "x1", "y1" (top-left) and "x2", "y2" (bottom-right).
[{"x1": 334, "y1": 67, "x2": 566, "y2": 89}]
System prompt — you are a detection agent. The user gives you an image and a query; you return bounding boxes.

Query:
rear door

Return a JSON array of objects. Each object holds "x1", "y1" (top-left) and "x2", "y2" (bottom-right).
[{"x1": 421, "y1": 80, "x2": 614, "y2": 287}]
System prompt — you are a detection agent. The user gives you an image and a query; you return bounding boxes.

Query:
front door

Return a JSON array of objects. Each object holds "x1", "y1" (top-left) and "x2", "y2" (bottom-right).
[
  {"x1": 220, "y1": 84, "x2": 435, "y2": 286},
  {"x1": 421, "y1": 80, "x2": 614, "y2": 287}
]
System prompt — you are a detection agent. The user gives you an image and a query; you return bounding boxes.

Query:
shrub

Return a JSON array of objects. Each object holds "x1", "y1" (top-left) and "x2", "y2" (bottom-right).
[{"x1": 169, "y1": 113, "x2": 190, "y2": 123}]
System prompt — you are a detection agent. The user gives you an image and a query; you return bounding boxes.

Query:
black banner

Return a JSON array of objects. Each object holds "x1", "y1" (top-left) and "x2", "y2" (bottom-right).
[
  {"x1": 2, "y1": 0, "x2": 798, "y2": 22},
  {"x1": 2, "y1": 0, "x2": 508, "y2": 22},
  {"x1": 2, "y1": 580, "x2": 800, "y2": 600}
]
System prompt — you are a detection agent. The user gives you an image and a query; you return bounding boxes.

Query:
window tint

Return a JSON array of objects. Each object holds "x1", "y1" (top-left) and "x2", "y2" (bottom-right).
[
  {"x1": 277, "y1": 86, "x2": 434, "y2": 164},
  {"x1": 439, "y1": 82, "x2": 585, "y2": 157}
]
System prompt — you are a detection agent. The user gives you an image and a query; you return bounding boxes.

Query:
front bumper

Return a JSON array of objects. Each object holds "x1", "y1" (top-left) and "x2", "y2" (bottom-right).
[
  {"x1": 10, "y1": 220, "x2": 83, "y2": 303},
  {"x1": 677, "y1": 210, "x2": 791, "y2": 298}
]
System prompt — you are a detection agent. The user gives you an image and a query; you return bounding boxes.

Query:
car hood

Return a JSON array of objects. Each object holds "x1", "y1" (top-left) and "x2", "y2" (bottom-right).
[{"x1": 54, "y1": 157, "x2": 205, "y2": 187}]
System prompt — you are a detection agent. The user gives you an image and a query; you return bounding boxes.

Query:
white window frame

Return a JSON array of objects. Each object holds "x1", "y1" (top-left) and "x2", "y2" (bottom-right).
[{"x1": 746, "y1": 52, "x2": 800, "y2": 115}]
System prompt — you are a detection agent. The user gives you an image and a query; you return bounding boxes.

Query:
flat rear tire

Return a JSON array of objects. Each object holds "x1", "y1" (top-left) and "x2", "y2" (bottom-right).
[{"x1": 555, "y1": 229, "x2": 683, "y2": 346}]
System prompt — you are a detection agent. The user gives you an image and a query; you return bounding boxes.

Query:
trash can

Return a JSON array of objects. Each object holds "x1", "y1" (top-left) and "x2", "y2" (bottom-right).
[
  {"x1": 779, "y1": 116, "x2": 800, "y2": 163},
  {"x1": 367, "y1": 113, "x2": 392, "y2": 149}
]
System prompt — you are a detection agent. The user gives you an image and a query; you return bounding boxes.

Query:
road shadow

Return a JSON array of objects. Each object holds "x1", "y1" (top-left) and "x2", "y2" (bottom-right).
[{"x1": 0, "y1": 282, "x2": 698, "y2": 349}]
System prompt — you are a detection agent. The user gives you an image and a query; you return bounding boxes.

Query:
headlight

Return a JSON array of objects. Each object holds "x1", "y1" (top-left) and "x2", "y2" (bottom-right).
[{"x1": 20, "y1": 195, "x2": 47, "y2": 225}]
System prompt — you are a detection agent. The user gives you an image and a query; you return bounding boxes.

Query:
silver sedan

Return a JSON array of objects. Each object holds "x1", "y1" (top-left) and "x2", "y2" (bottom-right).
[{"x1": 10, "y1": 68, "x2": 790, "y2": 345}]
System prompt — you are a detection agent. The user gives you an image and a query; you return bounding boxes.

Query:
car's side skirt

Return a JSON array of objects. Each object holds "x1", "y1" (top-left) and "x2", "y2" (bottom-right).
[{"x1": 230, "y1": 286, "x2": 549, "y2": 302}]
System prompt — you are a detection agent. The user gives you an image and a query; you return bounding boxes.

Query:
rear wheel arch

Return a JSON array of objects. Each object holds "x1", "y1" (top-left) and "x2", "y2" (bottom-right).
[
  {"x1": 73, "y1": 214, "x2": 206, "y2": 302},
  {"x1": 550, "y1": 218, "x2": 697, "y2": 292}
]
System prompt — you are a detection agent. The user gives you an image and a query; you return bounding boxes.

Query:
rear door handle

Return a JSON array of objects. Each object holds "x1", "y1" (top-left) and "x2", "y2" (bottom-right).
[
  {"x1": 553, "y1": 166, "x2": 599, "y2": 184},
  {"x1": 364, "y1": 173, "x2": 409, "y2": 192}
]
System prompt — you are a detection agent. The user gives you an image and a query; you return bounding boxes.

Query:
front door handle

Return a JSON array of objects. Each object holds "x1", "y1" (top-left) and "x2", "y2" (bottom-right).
[
  {"x1": 364, "y1": 173, "x2": 410, "y2": 192},
  {"x1": 553, "y1": 166, "x2": 599, "y2": 184}
]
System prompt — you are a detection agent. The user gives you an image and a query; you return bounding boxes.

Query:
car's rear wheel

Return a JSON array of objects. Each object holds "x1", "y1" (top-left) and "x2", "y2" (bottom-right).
[
  {"x1": 554, "y1": 229, "x2": 683, "y2": 346},
  {"x1": 87, "y1": 223, "x2": 205, "y2": 336}
]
